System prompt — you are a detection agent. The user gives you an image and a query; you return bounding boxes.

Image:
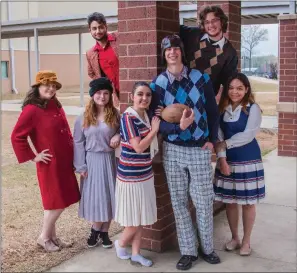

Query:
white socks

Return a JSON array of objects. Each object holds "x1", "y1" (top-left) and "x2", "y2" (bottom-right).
[
  {"x1": 115, "y1": 240, "x2": 131, "y2": 260},
  {"x1": 131, "y1": 254, "x2": 153, "y2": 267}
]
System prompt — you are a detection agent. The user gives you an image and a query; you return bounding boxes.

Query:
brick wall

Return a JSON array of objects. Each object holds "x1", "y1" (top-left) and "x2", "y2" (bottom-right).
[
  {"x1": 118, "y1": 1, "x2": 180, "y2": 252},
  {"x1": 277, "y1": 15, "x2": 297, "y2": 157}
]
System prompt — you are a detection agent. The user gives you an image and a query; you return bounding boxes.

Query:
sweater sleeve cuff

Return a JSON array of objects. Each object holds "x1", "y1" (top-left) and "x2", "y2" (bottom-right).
[
  {"x1": 217, "y1": 151, "x2": 226, "y2": 158},
  {"x1": 16, "y1": 150, "x2": 36, "y2": 164},
  {"x1": 74, "y1": 164, "x2": 87, "y2": 173},
  {"x1": 225, "y1": 139, "x2": 233, "y2": 149},
  {"x1": 210, "y1": 136, "x2": 217, "y2": 145}
]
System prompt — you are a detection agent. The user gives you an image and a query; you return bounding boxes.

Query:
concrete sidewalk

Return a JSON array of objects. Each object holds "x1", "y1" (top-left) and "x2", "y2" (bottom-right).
[
  {"x1": 1, "y1": 102, "x2": 278, "y2": 129},
  {"x1": 49, "y1": 150, "x2": 296, "y2": 272}
]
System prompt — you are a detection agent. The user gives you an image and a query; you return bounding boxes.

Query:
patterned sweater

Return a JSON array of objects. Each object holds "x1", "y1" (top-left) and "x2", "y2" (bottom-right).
[
  {"x1": 150, "y1": 68, "x2": 219, "y2": 146},
  {"x1": 180, "y1": 25, "x2": 238, "y2": 95}
]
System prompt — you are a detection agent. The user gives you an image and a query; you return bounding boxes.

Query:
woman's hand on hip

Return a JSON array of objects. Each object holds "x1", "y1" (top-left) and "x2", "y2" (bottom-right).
[{"x1": 32, "y1": 149, "x2": 53, "y2": 164}]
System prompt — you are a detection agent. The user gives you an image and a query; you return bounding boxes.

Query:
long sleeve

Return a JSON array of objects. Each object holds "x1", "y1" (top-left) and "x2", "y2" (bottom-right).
[
  {"x1": 225, "y1": 104, "x2": 262, "y2": 149},
  {"x1": 179, "y1": 25, "x2": 202, "y2": 66},
  {"x1": 149, "y1": 81, "x2": 182, "y2": 137},
  {"x1": 86, "y1": 53, "x2": 96, "y2": 80},
  {"x1": 60, "y1": 107, "x2": 73, "y2": 139},
  {"x1": 73, "y1": 115, "x2": 87, "y2": 173},
  {"x1": 218, "y1": 49, "x2": 238, "y2": 91},
  {"x1": 11, "y1": 105, "x2": 37, "y2": 163},
  {"x1": 203, "y1": 74, "x2": 220, "y2": 144},
  {"x1": 216, "y1": 127, "x2": 226, "y2": 158}
]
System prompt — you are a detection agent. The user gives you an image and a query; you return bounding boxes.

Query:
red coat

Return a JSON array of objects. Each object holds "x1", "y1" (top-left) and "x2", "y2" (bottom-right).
[{"x1": 11, "y1": 99, "x2": 80, "y2": 210}]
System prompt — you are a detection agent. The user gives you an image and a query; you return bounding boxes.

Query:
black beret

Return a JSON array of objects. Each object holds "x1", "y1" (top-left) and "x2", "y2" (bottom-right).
[{"x1": 89, "y1": 77, "x2": 113, "y2": 97}]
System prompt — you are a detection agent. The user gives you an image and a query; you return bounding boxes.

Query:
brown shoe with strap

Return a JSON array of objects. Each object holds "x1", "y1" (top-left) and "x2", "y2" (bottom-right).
[
  {"x1": 52, "y1": 238, "x2": 73, "y2": 248},
  {"x1": 37, "y1": 237, "x2": 60, "y2": 252}
]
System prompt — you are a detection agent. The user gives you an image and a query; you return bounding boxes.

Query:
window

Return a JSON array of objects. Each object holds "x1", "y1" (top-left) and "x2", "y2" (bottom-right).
[{"x1": 1, "y1": 61, "x2": 8, "y2": 79}]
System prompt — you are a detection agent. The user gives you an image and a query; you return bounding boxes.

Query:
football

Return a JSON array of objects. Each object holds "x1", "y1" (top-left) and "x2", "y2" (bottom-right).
[{"x1": 161, "y1": 103, "x2": 191, "y2": 123}]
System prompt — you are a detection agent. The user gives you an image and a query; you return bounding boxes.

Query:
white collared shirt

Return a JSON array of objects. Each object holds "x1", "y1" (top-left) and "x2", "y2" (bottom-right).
[
  {"x1": 217, "y1": 103, "x2": 262, "y2": 158},
  {"x1": 200, "y1": 33, "x2": 225, "y2": 50},
  {"x1": 166, "y1": 66, "x2": 188, "y2": 84}
]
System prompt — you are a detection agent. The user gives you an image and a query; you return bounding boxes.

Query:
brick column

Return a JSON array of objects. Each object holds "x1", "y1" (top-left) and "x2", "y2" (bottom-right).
[
  {"x1": 277, "y1": 14, "x2": 297, "y2": 157},
  {"x1": 118, "y1": 1, "x2": 180, "y2": 252}
]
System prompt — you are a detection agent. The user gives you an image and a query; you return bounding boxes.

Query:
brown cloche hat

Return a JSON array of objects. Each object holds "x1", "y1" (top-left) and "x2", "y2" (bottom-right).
[{"x1": 32, "y1": 70, "x2": 62, "y2": 90}]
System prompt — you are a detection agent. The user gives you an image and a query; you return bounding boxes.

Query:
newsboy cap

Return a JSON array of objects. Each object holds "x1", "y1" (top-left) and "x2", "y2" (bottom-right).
[{"x1": 89, "y1": 77, "x2": 113, "y2": 97}]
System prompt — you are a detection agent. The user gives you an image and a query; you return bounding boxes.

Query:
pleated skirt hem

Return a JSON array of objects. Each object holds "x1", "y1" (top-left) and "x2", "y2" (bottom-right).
[
  {"x1": 115, "y1": 177, "x2": 157, "y2": 227},
  {"x1": 214, "y1": 159, "x2": 265, "y2": 205}
]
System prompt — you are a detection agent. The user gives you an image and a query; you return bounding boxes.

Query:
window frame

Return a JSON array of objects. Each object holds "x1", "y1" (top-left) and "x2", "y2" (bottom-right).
[{"x1": 1, "y1": 61, "x2": 9, "y2": 79}]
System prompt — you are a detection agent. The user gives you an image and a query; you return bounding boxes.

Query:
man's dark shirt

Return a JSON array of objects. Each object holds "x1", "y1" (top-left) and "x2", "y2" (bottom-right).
[{"x1": 180, "y1": 25, "x2": 238, "y2": 95}]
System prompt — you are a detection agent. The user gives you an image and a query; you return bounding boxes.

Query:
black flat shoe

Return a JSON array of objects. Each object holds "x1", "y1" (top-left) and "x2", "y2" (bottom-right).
[
  {"x1": 176, "y1": 255, "x2": 198, "y2": 271},
  {"x1": 201, "y1": 251, "x2": 221, "y2": 264}
]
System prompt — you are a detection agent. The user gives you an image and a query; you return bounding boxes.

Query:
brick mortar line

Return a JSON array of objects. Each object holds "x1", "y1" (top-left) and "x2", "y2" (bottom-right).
[{"x1": 144, "y1": 221, "x2": 176, "y2": 233}]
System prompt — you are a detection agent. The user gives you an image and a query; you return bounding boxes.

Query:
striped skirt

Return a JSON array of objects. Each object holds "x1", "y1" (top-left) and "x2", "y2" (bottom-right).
[
  {"x1": 78, "y1": 151, "x2": 116, "y2": 222},
  {"x1": 214, "y1": 159, "x2": 265, "y2": 205},
  {"x1": 115, "y1": 177, "x2": 157, "y2": 227}
]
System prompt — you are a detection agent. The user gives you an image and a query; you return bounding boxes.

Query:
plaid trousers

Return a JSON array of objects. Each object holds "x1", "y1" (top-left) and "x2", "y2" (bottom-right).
[{"x1": 163, "y1": 142, "x2": 214, "y2": 256}]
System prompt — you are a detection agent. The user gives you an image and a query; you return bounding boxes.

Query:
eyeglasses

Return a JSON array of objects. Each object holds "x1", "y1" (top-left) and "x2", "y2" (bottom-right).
[{"x1": 204, "y1": 18, "x2": 221, "y2": 26}]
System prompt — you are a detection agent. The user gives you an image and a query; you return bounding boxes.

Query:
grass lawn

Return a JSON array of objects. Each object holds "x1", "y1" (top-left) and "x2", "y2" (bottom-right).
[
  {"x1": 249, "y1": 78, "x2": 278, "y2": 93},
  {"x1": 254, "y1": 92, "x2": 278, "y2": 116}
]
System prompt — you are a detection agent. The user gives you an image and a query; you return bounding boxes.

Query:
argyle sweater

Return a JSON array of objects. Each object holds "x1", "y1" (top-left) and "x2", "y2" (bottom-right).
[
  {"x1": 150, "y1": 68, "x2": 219, "y2": 147},
  {"x1": 180, "y1": 25, "x2": 238, "y2": 95}
]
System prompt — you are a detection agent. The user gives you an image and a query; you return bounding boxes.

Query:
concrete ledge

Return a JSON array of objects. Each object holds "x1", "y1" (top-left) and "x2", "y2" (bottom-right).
[
  {"x1": 276, "y1": 102, "x2": 297, "y2": 113},
  {"x1": 278, "y1": 14, "x2": 297, "y2": 20}
]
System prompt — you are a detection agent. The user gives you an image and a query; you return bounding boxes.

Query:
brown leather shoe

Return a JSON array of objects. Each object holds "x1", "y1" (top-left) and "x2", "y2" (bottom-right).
[
  {"x1": 52, "y1": 238, "x2": 73, "y2": 248},
  {"x1": 37, "y1": 237, "x2": 60, "y2": 252}
]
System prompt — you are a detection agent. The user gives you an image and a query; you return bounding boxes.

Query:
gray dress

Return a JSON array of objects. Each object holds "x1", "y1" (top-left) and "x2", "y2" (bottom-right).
[{"x1": 73, "y1": 114, "x2": 119, "y2": 222}]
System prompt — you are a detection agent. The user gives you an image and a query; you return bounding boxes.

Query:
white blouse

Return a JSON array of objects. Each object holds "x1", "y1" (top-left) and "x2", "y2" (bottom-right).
[{"x1": 217, "y1": 103, "x2": 262, "y2": 158}]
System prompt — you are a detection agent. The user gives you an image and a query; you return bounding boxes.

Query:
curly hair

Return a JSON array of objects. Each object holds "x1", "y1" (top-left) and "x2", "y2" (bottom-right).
[
  {"x1": 199, "y1": 5, "x2": 229, "y2": 33},
  {"x1": 218, "y1": 73, "x2": 256, "y2": 114},
  {"x1": 22, "y1": 86, "x2": 62, "y2": 110},
  {"x1": 87, "y1": 12, "x2": 106, "y2": 27},
  {"x1": 83, "y1": 94, "x2": 119, "y2": 129}
]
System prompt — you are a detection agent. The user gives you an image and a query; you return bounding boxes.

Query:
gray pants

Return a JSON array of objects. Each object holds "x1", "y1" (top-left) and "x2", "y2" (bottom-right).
[{"x1": 163, "y1": 142, "x2": 214, "y2": 256}]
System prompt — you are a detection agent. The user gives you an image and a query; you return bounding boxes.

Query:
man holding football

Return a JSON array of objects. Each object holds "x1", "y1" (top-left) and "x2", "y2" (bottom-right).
[{"x1": 150, "y1": 35, "x2": 220, "y2": 270}]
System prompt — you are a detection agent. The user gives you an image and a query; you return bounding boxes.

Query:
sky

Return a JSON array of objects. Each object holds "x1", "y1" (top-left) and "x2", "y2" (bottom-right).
[{"x1": 243, "y1": 24, "x2": 279, "y2": 57}]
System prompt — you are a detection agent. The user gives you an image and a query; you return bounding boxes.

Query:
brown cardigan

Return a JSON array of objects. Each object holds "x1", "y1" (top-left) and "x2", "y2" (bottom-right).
[{"x1": 86, "y1": 32, "x2": 118, "y2": 80}]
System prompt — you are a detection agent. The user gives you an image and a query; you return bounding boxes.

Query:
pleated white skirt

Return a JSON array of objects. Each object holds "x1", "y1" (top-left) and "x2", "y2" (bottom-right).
[{"x1": 115, "y1": 177, "x2": 157, "y2": 227}]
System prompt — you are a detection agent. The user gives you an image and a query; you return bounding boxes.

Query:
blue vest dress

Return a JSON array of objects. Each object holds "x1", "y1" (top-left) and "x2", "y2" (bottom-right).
[{"x1": 214, "y1": 105, "x2": 265, "y2": 205}]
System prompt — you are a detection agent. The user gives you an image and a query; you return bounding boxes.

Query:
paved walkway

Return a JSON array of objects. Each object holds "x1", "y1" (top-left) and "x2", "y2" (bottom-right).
[
  {"x1": 1, "y1": 103, "x2": 278, "y2": 130},
  {"x1": 48, "y1": 150, "x2": 296, "y2": 272}
]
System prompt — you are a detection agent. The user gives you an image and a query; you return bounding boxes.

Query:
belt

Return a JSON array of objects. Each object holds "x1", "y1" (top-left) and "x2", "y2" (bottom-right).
[{"x1": 164, "y1": 138, "x2": 207, "y2": 148}]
